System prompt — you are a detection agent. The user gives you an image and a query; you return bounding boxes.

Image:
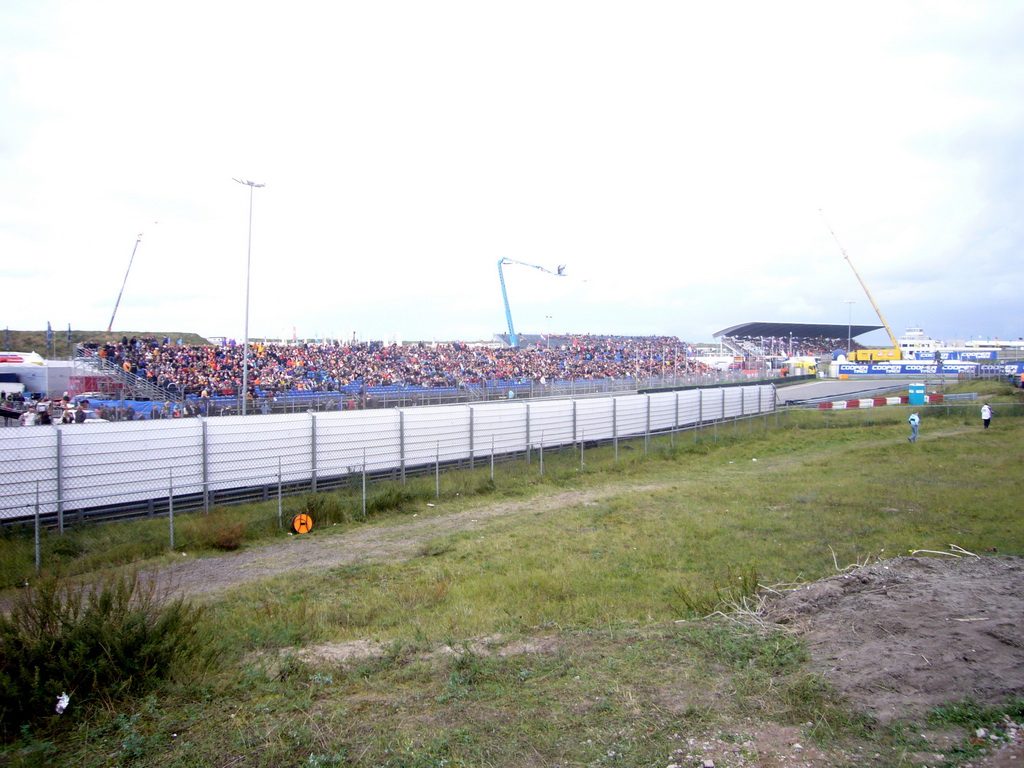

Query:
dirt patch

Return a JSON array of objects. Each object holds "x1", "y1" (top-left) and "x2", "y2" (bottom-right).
[
  {"x1": 666, "y1": 723, "x2": 854, "y2": 768},
  {"x1": 292, "y1": 639, "x2": 388, "y2": 665},
  {"x1": 290, "y1": 633, "x2": 563, "y2": 667},
  {"x1": 653, "y1": 554, "x2": 1024, "y2": 767},
  {"x1": 765, "y1": 554, "x2": 1024, "y2": 724},
  {"x1": 148, "y1": 486, "x2": 642, "y2": 601}
]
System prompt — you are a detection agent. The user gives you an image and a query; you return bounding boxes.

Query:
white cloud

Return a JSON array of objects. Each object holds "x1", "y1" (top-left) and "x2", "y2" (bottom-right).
[{"x1": 1, "y1": 0, "x2": 1022, "y2": 344}]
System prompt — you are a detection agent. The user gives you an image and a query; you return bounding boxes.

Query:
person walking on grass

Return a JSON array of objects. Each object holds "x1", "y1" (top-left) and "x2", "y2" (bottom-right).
[
  {"x1": 981, "y1": 403, "x2": 993, "y2": 429},
  {"x1": 908, "y1": 411, "x2": 920, "y2": 442}
]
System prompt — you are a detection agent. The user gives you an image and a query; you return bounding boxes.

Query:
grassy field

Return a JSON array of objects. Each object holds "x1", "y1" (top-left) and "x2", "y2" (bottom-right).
[{"x1": 2, "y1": 380, "x2": 1022, "y2": 767}]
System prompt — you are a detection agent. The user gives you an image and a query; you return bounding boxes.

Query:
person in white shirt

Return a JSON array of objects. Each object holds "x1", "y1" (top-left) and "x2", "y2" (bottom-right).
[{"x1": 908, "y1": 411, "x2": 920, "y2": 442}]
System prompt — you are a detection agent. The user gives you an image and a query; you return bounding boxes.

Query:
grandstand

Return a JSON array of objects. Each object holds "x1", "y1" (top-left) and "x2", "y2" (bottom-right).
[
  {"x1": 4, "y1": 326, "x2": 872, "y2": 423},
  {"x1": 14, "y1": 333, "x2": 747, "y2": 420},
  {"x1": 714, "y1": 321, "x2": 883, "y2": 369}
]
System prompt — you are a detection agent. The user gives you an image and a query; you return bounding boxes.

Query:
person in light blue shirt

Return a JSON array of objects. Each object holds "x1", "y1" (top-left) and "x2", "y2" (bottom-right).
[{"x1": 908, "y1": 411, "x2": 920, "y2": 442}]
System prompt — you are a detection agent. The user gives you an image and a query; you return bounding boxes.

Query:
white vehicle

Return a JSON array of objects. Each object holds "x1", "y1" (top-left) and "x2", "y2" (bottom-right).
[
  {"x1": 80, "y1": 410, "x2": 109, "y2": 423},
  {"x1": 74, "y1": 392, "x2": 111, "y2": 402}
]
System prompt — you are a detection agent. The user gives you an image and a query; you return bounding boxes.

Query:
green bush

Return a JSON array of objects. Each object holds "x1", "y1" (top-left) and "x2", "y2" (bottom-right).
[
  {"x1": 0, "y1": 572, "x2": 207, "y2": 739},
  {"x1": 190, "y1": 516, "x2": 248, "y2": 550},
  {"x1": 300, "y1": 493, "x2": 350, "y2": 525},
  {"x1": 368, "y1": 486, "x2": 418, "y2": 513}
]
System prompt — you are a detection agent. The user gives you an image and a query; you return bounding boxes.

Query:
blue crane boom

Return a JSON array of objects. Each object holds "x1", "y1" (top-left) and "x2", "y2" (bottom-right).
[
  {"x1": 108, "y1": 233, "x2": 144, "y2": 332},
  {"x1": 496, "y1": 258, "x2": 566, "y2": 348}
]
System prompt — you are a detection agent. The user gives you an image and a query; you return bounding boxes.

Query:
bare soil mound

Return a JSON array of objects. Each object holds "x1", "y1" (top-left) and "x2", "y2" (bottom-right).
[{"x1": 765, "y1": 554, "x2": 1024, "y2": 725}]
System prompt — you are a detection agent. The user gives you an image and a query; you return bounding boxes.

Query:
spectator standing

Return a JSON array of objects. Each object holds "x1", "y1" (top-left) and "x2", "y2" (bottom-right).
[
  {"x1": 981, "y1": 403, "x2": 993, "y2": 430},
  {"x1": 908, "y1": 411, "x2": 920, "y2": 443}
]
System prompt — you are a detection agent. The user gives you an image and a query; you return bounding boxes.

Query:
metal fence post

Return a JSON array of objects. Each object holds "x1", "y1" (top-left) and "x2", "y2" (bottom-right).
[
  {"x1": 435, "y1": 441, "x2": 440, "y2": 498},
  {"x1": 572, "y1": 399, "x2": 578, "y2": 444},
  {"x1": 56, "y1": 429, "x2": 64, "y2": 534},
  {"x1": 168, "y1": 469, "x2": 175, "y2": 551},
  {"x1": 695, "y1": 389, "x2": 702, "y2": 444},
  {"x1": 310, "y1": 412, "x2": 318, "y2": 493},
  {"x1": 644, "y1": 396, "x2": 650, "y2": 456},
  {"x1": 613, "y1": 398, "x2": 618, "y2": 463},
  {"x1": 399, "y1": 408, "x2": 406, "y2": 484},
  {"x1": 672, "y1": 392, "x2": 678, "y2": 448},
  {"x1": 539, "y1": 432, "x2": 544, "y2": 476},
  {"x1": 202, "y1": 418, "x2": 210, "y2": 512},
  {"x1": 277, "y1": 457, "x2": 283, "y2": 530},
  {"x1": 525, "y1": 403, "x2": 531, "y2": 463},
  {"x1": 362, "y1": 449, "x2": 367, "y2": 517},
  {"x1": 34, "y1": 482, "x2": 41, "y2": 577},
  {"x1": 468, "y1": 405, "x2": 475, "y2": 469},
  {"x1": 490, "y1": 435, "x2": 495, "y2": 482}
]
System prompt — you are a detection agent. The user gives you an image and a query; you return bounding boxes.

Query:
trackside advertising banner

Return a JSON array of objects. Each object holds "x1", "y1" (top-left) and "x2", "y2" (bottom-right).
[
  {"x1": 837, "y1": 361, "x2": 1024, "y2": 375},
  {"x1": 982, "y1": 362, "x2": 1024, "y2": 374},
  {"x1": 908, "y1": 350, "x2": 998, "y2": 361}
]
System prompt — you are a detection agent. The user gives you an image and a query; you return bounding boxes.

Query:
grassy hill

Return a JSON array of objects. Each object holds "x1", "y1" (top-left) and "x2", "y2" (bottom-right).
[{"x1": 2, "y1": 329, "x2": 212, "y2": 356}]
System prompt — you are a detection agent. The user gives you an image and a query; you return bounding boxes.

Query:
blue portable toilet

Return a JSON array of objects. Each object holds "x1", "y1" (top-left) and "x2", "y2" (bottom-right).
[{"x1": 908, "y1": 383, "x2": 925, "y2": 405}]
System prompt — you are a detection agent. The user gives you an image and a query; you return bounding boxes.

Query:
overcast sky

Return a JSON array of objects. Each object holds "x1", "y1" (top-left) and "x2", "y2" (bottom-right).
[{"x1": 2, "y1": 1, "x2": 1022, "y2": 347}]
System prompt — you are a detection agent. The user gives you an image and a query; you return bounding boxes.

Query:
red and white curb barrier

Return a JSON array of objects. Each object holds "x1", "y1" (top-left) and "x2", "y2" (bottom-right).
[{"x1": 818, "y1": 394, "x2": 945, "y2": 410}]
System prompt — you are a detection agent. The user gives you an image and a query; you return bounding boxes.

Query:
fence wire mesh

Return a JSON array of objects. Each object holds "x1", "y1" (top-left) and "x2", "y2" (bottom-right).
[{"x1": 12, "y1": 385, "x2": 1013, "y2": 584}]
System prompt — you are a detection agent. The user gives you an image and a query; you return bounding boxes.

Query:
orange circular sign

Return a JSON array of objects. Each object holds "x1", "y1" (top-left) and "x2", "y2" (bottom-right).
[{"x1": 292, "y1": 513, "x2": 313, "y2": 534}]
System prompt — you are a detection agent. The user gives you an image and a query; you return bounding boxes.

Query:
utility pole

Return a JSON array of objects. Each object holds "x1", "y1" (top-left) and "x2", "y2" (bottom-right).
[
  {"x1": 233, "y1": 178, "x2": 265, "y2": 415},
  {"x1": 844, "y1": 299, "x2": 856, "y2": 354}
]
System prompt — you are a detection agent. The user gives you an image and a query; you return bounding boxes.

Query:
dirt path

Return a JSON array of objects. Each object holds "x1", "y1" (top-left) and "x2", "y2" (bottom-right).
[
  {"x1": 152, "y1": 425, "x2": 977, "y2": 602},
  {"x1": 151, "y1": 484, "x2": 645, "y2": 601}
]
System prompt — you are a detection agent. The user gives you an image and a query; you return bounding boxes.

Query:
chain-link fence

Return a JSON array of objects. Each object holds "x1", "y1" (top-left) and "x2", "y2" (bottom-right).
[
  {"x1": 8, "y1": 387, "x2": 1017, "y2": 585},
  {"x1": 2, "y1": 384, "x2": 776, "y2": 525},
  {"x1": 0, "y1": 384, "x2": 779, "y2": 582}
]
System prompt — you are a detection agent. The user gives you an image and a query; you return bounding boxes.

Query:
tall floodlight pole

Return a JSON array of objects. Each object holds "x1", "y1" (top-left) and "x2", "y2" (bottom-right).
[
  {"x1": 844, "y1": 299, "x2": 855, "y2": 354},
  {"x1": 233, "y1": 178, "x2": 265, "y2": 415}
]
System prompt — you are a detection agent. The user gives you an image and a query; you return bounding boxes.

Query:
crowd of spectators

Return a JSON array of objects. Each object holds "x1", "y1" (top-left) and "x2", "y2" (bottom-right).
[
  {"x1": 81, "y1": 334, "x2": 716, "y2": 401},
  {"x1": 728, "y1": 335, "x2": 848, "y2": 359}
]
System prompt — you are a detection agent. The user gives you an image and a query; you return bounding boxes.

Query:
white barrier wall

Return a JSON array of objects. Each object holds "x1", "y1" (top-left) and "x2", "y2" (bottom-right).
[{"x1": 1, "y1": 385, "x2": 775, "y2": 520}]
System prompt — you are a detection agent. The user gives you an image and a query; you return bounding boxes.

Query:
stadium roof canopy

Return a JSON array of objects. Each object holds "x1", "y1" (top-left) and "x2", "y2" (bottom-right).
[{"x1": 714, "y1": 321, "x2": 883, "y2": 340}]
